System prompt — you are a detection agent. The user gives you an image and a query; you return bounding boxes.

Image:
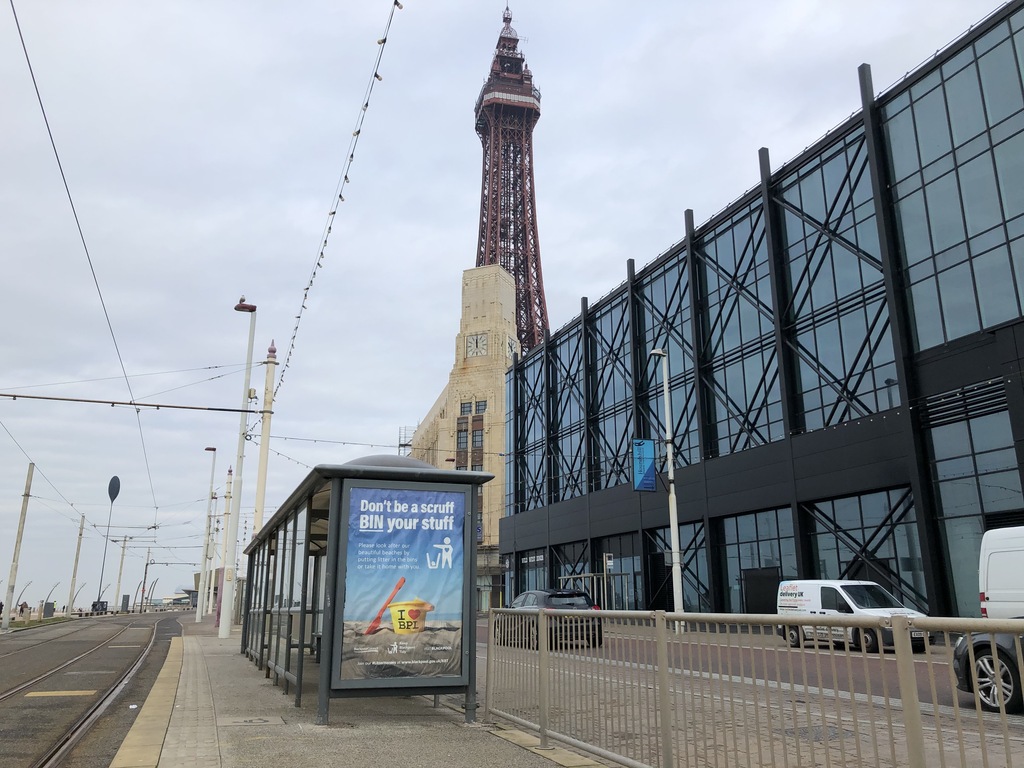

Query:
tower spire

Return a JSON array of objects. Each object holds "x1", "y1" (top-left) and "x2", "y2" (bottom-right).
[{"x1": 474, "y1": 7, "x2": 548, "y2": 354}]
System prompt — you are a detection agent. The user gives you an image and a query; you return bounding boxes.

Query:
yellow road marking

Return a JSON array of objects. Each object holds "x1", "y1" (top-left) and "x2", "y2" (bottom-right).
[{"x1": 26, "y1": 690, "x2": 96, "y2": 697}]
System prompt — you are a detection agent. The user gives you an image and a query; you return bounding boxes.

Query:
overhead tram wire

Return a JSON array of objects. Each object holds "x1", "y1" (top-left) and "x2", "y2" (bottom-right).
[
  {"x1": 8, "y1": 0, "x2": 160, "y2": 524},
  {"x1": 273, "y1": 0, "x2": 406, "y2": 401}
]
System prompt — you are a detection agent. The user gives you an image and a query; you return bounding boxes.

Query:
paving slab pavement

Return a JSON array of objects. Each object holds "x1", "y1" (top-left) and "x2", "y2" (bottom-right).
[{"x1": 109, "y1": 614, "x2": 605, "y2": 768}]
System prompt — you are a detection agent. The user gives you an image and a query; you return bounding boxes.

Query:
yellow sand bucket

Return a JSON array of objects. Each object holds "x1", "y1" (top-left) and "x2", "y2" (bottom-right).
[{"x1": 388, "y1": 599, "x2": 434, "y2": 634}]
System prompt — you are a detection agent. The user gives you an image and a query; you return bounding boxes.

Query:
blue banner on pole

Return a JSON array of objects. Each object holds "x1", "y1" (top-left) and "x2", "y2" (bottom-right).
[{"x1": 632, "y1": 439, "x2": 657, "y2": 492}]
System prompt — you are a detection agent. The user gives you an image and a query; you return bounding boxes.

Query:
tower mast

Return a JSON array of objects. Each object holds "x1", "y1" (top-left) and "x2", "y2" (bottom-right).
[{"x1": 474, "y1": 7, "x2": 548, "y2": 353}]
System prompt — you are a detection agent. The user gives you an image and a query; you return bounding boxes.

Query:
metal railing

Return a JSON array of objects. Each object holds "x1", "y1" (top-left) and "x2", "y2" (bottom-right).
[{"x1": 484, "y1": 609, "x2": 1024, "y2": 768}]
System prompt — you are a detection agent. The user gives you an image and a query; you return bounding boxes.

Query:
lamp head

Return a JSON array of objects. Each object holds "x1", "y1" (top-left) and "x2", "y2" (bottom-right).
[
  {"x1": 235, "y1": 296, "x2": 257, "y2": 313},
  {"x1": 651, "y1": 348, "x2": 666, "y2": 358}
]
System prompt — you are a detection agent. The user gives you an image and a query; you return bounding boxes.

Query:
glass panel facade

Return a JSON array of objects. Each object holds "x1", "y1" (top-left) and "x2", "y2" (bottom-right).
[
  {"x1": 928, "y1": 409, "x2": 1023, "y2": 616},
  {"x1": 519, "y1": 354, "x2": 547, "y2": 512},
  {"x1": 589, "y1": 296, "x2": 634, "y2": 488},
  {"x1": 551, "y1": 326, "x2": 586, "y2": 501},
  {"x1": 884, "y1": 10, "x2": 1024, "y2": 349},
  {"x1": 500, "y1": 3, "x2": 1024, "y2": 616},
  {"x1": 805, "y1": 489, "x2": 927, "y2": 611},
  {"x1": 635, "y1": 254, "x2": 699, "y2": 466},
  {"x1": 718, "y1": 508, "x2": 796, "y2": 612},
  {"x1": 777, "y1": 127, "x2": 898, "y2": 429},
  {"x1": 696, "y1": 201, "x2": 784, "y2": 455}
]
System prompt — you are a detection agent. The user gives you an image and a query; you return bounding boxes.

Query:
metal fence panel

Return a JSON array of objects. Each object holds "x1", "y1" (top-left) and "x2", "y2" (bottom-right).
[{"x1": 484, "y1": 609, "x2": 1024, "y2": 768}]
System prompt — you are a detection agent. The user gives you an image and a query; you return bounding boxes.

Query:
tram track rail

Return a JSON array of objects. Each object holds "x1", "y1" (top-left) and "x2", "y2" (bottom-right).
[
  {"x1": 0, "y1": 616, "x2": 164, "y2": 768},
  {"x1": 32, "y1": 623, "x2": 158, "y2": 768}
]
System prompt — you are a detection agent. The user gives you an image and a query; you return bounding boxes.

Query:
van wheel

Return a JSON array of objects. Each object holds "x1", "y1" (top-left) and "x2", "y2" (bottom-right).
[
  {"x1": 787, "y1": 627, "x2": 802, "y2": 648},
  {"x1": 861, "y1": 629, "x2": 879, "y2": 654}
]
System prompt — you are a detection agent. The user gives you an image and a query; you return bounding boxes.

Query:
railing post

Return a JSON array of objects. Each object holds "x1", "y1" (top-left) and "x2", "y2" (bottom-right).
[
  {"x1": 891, "y1": 615, "x2": 926, "y2": 768},
  {"x1": 483, "y1": 609, "x2": 495, "y2": 722},
  {"x1": 655, "y1": 611, "x2": 675, "y2": 768},
  {"x1": 538, "y1": 609, "x2": 551, "y2": 750}
]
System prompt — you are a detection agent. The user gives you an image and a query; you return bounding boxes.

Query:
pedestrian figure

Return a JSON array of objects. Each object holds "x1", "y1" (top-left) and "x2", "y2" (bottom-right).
[{"x1": 19, "y1": 601, "x2": 28, "y2": 618}]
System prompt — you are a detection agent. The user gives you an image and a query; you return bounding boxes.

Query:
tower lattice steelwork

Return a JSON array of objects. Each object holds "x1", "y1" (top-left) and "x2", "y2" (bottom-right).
[{"x1": 474, "y1": 8, "x2": 548, "y2": 354}]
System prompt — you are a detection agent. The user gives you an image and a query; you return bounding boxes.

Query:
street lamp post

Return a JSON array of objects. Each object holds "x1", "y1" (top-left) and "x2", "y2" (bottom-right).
[
  {"x1": 43, "y1": 581, "x2": 60, "y2": 607},
  {"x1": 196, "y1": 447, "x2": 217, "y2": 622},
  {"x1": 651, "y1": 349, "x2": 684, "y2": 616},
  {"x1": 66, "y1": 513, "x2": 85, "y2": 616},
  {"x1": 220, "y1": 296, "x2": 256, "y2": 639},
  {"x1": 73, "y1": 583, "x2": 87, "y2": 613},
  {"x1": 95, "y1": 476, "x2": 120, "y2": 611}
]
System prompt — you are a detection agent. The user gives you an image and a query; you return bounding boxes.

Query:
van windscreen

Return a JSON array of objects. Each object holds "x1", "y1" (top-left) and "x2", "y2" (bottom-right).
[{"x1": 842, "y1": 584, "x2": 904, "y2": 609}]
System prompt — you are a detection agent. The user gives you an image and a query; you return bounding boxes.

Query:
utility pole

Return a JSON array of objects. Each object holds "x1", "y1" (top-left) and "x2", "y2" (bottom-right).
[
  {"x1": 252, "y1": 341, "x2": 277, "y2": 535},
  {"x1": 114, "y1": 537, "x2": 130, "y2": 612},
  {"x1": 196, "y1": 447, "x2": 216, "y2": 622},
  {"x1": 207, "y1": 492, "x2": 219, "y2": 614},
  {"x1": 217, "y1": 468, "x2": 233, "y2": 627},
  {"x1": 3, "y1": 463, "x2": 34, "y2": 631},
  {"x1": 67, "y1": 513, "x2": 85, "y2": 616}
]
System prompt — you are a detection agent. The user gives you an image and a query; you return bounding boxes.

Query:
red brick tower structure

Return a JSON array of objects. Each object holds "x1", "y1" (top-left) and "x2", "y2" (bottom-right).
[{"x1": 474, "y1": 7, "x2": 548, "y2": 354}]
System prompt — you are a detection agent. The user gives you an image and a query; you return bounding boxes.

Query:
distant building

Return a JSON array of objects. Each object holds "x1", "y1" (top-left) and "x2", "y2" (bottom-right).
[{"x1": 501, "y1": 0, "x2": 1024, "y2": 617}]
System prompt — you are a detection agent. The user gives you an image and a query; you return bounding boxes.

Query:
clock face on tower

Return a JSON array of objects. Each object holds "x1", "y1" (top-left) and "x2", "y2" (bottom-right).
[{"x1": 466, "y1": 333, "x2": 488, "y2": 357}]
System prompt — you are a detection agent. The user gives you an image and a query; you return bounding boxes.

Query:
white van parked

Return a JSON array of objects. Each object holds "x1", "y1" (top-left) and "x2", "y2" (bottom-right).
[
  {"x1": 776, "y1": 579, "x2": 927, "y2": 653},
  {"x1": 979, "y1": 525, "x2": 1024, "y2": 619}
]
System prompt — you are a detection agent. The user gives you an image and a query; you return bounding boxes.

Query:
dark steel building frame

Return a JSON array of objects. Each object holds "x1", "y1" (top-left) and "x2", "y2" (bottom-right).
[{"x1": 501, "y1": 0, "x2": 1024, "y2": 618}]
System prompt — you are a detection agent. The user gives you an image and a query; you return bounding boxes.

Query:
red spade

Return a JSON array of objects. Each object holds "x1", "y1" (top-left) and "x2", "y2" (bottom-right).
[{"x1": 364, "y1": 576, "x2": 405, "y2": 635}]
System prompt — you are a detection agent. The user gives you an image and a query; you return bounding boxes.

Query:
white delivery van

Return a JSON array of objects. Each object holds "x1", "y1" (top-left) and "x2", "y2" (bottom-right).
[
  {"x1": 979, "y1": 526, "x2": 1024, "y2": 619},
  {"x1": 776, "y1": 579, "x2": 927, "y2": 653}
]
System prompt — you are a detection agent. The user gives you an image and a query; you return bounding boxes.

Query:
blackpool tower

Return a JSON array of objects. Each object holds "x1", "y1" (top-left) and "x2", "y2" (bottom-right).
[{"x1": 474, "y1": 7, "x2": 548, "y2": 354}]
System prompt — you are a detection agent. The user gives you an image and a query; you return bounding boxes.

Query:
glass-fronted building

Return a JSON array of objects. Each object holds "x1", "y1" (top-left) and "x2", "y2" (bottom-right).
[{"x1": 501, "y1": 0, "x2": 1024, "y2": 618}]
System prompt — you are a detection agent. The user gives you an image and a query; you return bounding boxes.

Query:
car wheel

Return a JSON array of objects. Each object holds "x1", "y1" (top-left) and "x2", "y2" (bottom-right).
[
  {"x1": 787, "y1": 626, "x2": 802, "y2": 648},
  {"x1": 974, "y1": 650, "x2": 1023, "y2": 713},
  {"x1": 861, "y1": 629, "x2": 880, "y2": 654}
]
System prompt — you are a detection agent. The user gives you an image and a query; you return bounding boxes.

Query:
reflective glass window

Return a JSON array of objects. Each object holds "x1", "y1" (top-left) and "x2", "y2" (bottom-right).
[
  {"x1": 806, "y1": 489, "x2": 925, "y2": 611},
  {"x1": 925, "y1": 172, "x2": 965, "y2": 252},
  {"x1": 979, "y1": 40, "x2": 1024, "y2": 125},
  {"x1": 973, "y1": 246, "x2": 1019, "y2": 325},
  {"x1": 946, "y1": 64, "x2": 987, "y2": 145},
  {"x1": 938, "y1": 261, "x2": 981, "y2": 337},
  {"x1": 959, "y1": 154, "x2": 1002, "y2": 235},
  {"x1": 995, "y1": 130, "x2": 1024, "y2": 218},
  {"x1": 913, "y1": 86, "x2": 953, "y2": 166}
]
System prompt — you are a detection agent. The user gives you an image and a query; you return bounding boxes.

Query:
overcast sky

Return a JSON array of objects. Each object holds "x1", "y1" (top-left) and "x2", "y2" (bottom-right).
[{"x1": 0, "y1": 0, "x2": 1001, "y2": 610}]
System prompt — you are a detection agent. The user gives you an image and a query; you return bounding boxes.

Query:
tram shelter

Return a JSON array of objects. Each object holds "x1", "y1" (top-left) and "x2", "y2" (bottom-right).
[{"x1": 241, "y1": 455, "x2": 492, "y2": 725}]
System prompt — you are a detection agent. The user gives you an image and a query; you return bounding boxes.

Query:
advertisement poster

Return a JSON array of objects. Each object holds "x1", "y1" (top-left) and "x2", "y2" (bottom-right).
[{"x1": 339, "y1": 486, "x2": 465, "y2": 680}]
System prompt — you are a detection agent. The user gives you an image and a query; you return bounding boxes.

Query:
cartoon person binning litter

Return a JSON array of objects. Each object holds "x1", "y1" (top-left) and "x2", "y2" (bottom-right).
[{"x1": 427, "y1": 537, "x2": 453, "y2": 569}]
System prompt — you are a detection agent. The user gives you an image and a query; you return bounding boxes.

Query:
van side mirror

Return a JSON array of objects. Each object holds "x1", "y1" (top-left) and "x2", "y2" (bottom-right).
[{"x1": 837, "y1": 600, "x2": 852, "y2": 614}]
